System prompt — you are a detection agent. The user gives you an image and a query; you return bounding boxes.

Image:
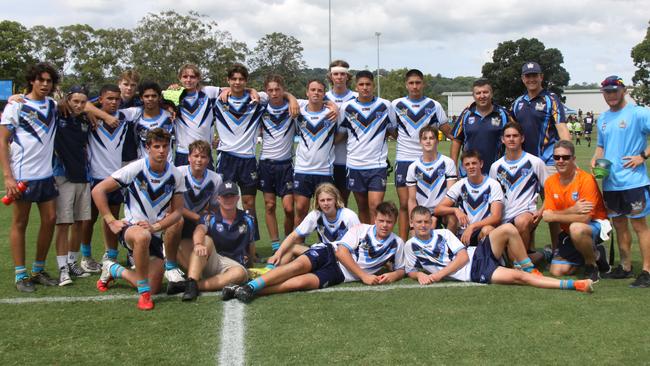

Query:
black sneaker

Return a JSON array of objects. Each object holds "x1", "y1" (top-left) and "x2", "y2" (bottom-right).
[
  {"x1": 167, "y1": 280, "x2": 187, "y2": 296},
  {"x1": 182, "y1": 279, "x2": 199, "y2": 301},
  {"x1": 31, "y1": 271, "x2": 59, "y2": 286},
  {"x1": 234, "y1": 285, "x2": 255, "y2": 303},
  {"x1": 222, "y1": 284, "x2": 238, "y2": 301},
  {"x1": 16, "y1": 278, "x2": 35, "y2": 293},
  {"x1": 603, "y1": 265, "x2": 634, "y2": 279},
  {"x1": 68, "y1": 262, "x2": 91, "y2": 278},
  {"x1": 583, "y1": 265, "x2": 600, "y2": 283},
  {"x1": 595, "y1": 245, "x2": 611, "y2": 274},
  {"x1": 629, "y1": 270, "x2": 650, "y2": 288}
]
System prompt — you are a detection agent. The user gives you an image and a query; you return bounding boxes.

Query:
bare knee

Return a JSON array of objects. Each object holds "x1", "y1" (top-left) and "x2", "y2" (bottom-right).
[
  {"x1": 631, "y1": 218, "x2": 648, "y2": 232},
  {"x1": 569, "y1": 223, "x2": 590, "y2": 239},
  {"x1": 264, "y1": 199, "x2": 276, "y2": 214}
]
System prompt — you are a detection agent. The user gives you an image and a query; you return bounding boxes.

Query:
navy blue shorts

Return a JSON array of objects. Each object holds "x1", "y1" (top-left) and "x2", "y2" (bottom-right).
[
  {"x1": 293, "y1": 173, "x2": 333, "y2": 198},
  {"x1": 603, "y1": 186, "x2": 650, "y2": 219},
  {"x1": 470, "y1": 237, "x2": 500, "y2": 284},
  {"x1": 118, "y1": 225, "x2": 165, "y2": 260},
  {"x1": 333, "y1": 164, "x2": 348, "y2": 193},
  {"x1": 460, "y1": 228, "x2": 482, "y2": 247},
  {"x1": 394, "y1": 161, "x2": 413, "y2": 188},
  {"x1": 216, "y1": 152, "x2": 258, "y2": 193},
  {"x1": 347, "y1": 167, "x2": 388, "y2": 192},
  {"x1": 302, "y1": 243, "x2": 345, "y2": 289},
  {"x1": 181, "y1": 220, "x2": 198, "y2": 239},
  {"x1": 91, "y1": 178, "x2": 123, "y2": 206},
  {"x1": 174, "y1": 152, "x2": 215, "y2": 171},
  {"x1": 258, "y1": 159, "x2": 293, "y2": 197},
  {"x1": 552, "y1": 222, "x2": 603, "y2": 267},
  {"x1": 19, "y1": 177, "x2": 58, "y2": 203}
]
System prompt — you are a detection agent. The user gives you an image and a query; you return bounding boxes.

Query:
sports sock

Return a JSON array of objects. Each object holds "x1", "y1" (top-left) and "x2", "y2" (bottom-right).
[
  {"x1": 560, "y1": 279, "x2": 575, "y2": 290},
  {"x1": 32, "y1": 260, "x2": 45, "y2": 274},
  {"x1": 265, "y1": 263, "x2": 276, "y2": 270},
  {"x1": 15, "y1": 266, "x2": 28, "y2": 282},
  {"x1": 514, "y1": 258, "x2": 535, "y2": 273},
  {"x1": 68, "y1": 251, "x2": 80, "y2": 264},
  {"x1": 246, "y1": 277, "x2": 266, "y2": 294},
  {"x1": 271, "y1": 241, "x2": 280, "y2": 251},
  {"x1": 109, "y1": 263, "x2": 126, "y2": 279},
  {"x1": 106, "y1": 248, "x2": 119, "y2": 261},
  {"x1": 137, "y1": 279, "x2": 151, "y2": 294},
  {"x1": 81, "y1": 243, "x2": 92, "y2": 258},
  {"x1": 164, "y1": 260, "x2": 178, "y2": 271},
  {"x1": 56, "y1": 255, "x2": 67, "y2": 269}
]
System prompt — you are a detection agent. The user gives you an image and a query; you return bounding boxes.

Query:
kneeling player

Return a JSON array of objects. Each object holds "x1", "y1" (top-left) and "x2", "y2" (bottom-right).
[
  {"x1": 223, "y1": 202, "x2": 405, "y2": 303},
  {"x1": 92, "y1": 128, "x2": 185, "y2": 310},
  {"x1": 405, "y1": 206, "x2": 593, "y2": 292}
]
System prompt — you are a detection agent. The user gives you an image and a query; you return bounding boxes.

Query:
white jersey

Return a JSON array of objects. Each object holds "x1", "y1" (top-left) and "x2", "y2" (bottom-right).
[
  {"x1": 214, "y1": 91, "x2": 267, "y2": 157},
  {"x1": 339, "y1": 97, "x2": 396, "y2": 169},
  {"x1": 325, "y1": 89, "x2": 357, "y2": 166},
  {"x1": 175, "y1": 86, "x2": 219, "y2": 154},
  {"x1": 294, "y1": 103, "x2": 337, "y2": 175},
  {"x1": 489, "y1": 152, "x2": 547, "y2": 222},
  {"x1": 179, "y1": 165, "x2": 222, "y2": 213},
  {"x1": 88, "y1": 109, "x2": 135, "y2": 180},
  {"x1": 0, "y1": 97, "x2": 57, "y2": 180},
  {"x1": 112, "y1": 159, "x2": 185, "y2": 233},
  {"x1": 445, "y1": 176, "x2": 504, "y2": 225},
  {"x1": 260, "y1": 101, "x2": 296, "y2": 161},
  {"x1": 404, "y1": 229, "x2": 473, "y2": 282},
  {"x1": 334, "y1": 224, "x2": 405, "y2": 282},
  {"x1": 128, "y1": 107, "x2": 174, "y2": 163},
  {"x1": 393, "y1": 97, "x2": 447, "y2": 162},
  {"x1": 405, "y1": 154, "x2": 457, "y2": 209},
  {"x1": 294, "y1": 207, "x2": 360, "y2": 244}
]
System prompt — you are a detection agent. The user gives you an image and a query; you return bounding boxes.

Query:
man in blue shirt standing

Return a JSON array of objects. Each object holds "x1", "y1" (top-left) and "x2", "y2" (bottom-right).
[{"x1": 591, "y1": 76, "x2": 650, "y2": 287}]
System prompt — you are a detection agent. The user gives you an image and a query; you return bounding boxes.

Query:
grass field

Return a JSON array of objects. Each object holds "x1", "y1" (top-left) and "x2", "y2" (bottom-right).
[{"x1": 1, "y1": 138, "x2": 650, "y2": 365}]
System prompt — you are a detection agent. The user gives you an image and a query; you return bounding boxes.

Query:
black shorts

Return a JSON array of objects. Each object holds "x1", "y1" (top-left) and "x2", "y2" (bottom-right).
[
  {"x1": 302, "y1": 243, "x2": 345, "y2": 289},
  {"x1": 470, "y1": 237, "x2": 500, "y2": 284},
  {"x1": 20, "y1": 177, "x2": 58, "y2": 203},
  {"x1": 91, "y1": 178, "x2": 123, "y2": 206},
  {"x1": 181, "y1": 220, "x2": 198, "y2": 240},
  {"x1": 551, "y1": 223, "x2": 603, "y2": 267},
  {"x1": 118, "y1": 224, "x2": 165, "y2": 260},
  {"x1": 216, "y1": 151, "x2": 258, "y2": 194},
  {"x1": 394, "y1": 161, "x2": 412, "y2": 188},
  {"x1": 347, "y1": 167, "x2": 388, "y2": 192},
  {"x1": 293, "y1": 173, "x2": 333, "y2": 198},
  {"x1": 603, "y1": 186, "x2": 650, "y2": 219},
  {"x1": 258, "y1": 159, "x2": 293, "y2": 197},
  {"x1": 333, "y1": 164, "x2": 348, "y2": 194}
]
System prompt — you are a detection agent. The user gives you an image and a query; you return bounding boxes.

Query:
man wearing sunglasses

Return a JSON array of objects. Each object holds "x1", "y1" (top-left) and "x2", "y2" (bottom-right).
[
  {"x1": 591, "y1": 76, "x2": 650, "y2": 287},
  {"x1": 542, "y1": 140, "x2": 609, "y2": 283}
]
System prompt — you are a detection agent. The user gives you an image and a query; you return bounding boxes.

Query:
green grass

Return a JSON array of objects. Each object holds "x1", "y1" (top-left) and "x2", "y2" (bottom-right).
[{"x1": 1, "y1": 137, "x2": 649, "y2": 365}]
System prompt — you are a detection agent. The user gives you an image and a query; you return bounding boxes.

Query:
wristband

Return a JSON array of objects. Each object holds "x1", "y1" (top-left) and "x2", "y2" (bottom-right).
[
  {"x1": 641, "y1": 151, "x2": 648, "y2": 160},
  {"x1": 103, "y1": 214, "x2": 116, "y2": 224}
]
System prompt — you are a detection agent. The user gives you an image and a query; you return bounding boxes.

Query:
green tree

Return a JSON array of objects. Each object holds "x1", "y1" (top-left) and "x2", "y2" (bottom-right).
[
  {"x1": 248, "y1": 32, "x2": 308, "y2": 94},
  {"x1": 481, "y1": 38, "x2": 569, "y2": 106},
  {"x1": 30, "y1": 25, "x2": 67, "y2": 72},
  {"x1": 0, "y1": 20, "x2": 36, "y2": 91},
  {"x1": 631, "y1": 21, "x2": 650, "y2": 106}
]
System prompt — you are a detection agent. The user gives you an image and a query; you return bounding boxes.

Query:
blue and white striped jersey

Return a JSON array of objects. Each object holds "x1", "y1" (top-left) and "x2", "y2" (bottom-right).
[
  {"x1": 129, "y1": 107, "x2": 174, "y2": 163},
  {"x1": 294, "y1": 103, "x2": 337, "y2": 175},
  {"x1": 325, "y1": 89, "x2": 357, "y2": 166},
  {"x1": 404, "y1": 229, "x2": 473, "y2": 282},
  {"x1": 393, "y1": 96, "x2": 447, "y2": 162},
  {"x1": 213, "y1": 91, "x2": 267, "y2": 157},
  {"x1": 175, "y1": 86, "x2": 220, "y2": 154},
  {"x1": 88, "y1": 109, "x2": 135, "y2": 180},
  {"x1": 260, "y1": 101, "x2": 296, "y2": 161},
  {"x1": 445, "y1": 176, "x2": 504, "y2": 225},
  {"x1": 294, "y1": 207, "x2": 360, "y2": 244},
  {"x1": 405, "y1": 154, "x2": 457, "y2": 210},
  {"x1": 179, "y1": 165, "x2": 222, "y2": 213}
]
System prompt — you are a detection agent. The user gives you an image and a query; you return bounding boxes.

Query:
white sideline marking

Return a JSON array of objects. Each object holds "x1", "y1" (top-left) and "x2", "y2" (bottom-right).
[{"x1": 217, "y1": 301, "x2": 245, "y2": 366}]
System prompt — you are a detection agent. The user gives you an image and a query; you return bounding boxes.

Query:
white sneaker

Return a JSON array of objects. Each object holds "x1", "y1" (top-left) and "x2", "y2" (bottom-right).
[
  {"x1": 81, "y1": 256, "x2": 102, "y2": 273},
  {"x1": 58, "y1": 266, "x2": 72, "y2": 287},
  {"x1": 165, "y1": 267, "x2": 186, "y2": 283}
]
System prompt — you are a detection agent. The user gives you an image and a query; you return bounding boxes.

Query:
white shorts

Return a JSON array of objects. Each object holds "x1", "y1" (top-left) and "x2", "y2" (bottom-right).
[{"x1": 55, "y1": 176, "x2": 91, "y2": 224}]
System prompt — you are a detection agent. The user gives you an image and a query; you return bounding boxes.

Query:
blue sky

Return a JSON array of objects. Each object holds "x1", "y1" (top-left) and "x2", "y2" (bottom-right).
[{"x1": 3, "y1": 0, "x2": 649, "y2": 84}]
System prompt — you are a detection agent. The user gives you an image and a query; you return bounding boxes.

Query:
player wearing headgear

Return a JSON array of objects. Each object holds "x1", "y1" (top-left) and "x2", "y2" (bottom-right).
[
  {"x1": 436, "y1": 150, "x2": 504, "y2": 246},
  {"x1": 92, "y1": 128, "x2": 185, "y2": 310},
  {"x1": 405, "y1": 206, "x2": 593, "y2": 292},
  {"x1": 338, "y1": 70, "x2": 396, "y2": 224},
  {"x1": 1, "y1": 63, "x2": 61, "y2": 292},
  {"x1": 393, "y1": 69, "x2": 449, "y2": 240}
]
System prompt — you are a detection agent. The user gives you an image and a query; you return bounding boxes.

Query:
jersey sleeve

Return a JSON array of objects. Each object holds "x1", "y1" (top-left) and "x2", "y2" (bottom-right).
[
  {"x1": 488, "y1": 161, "x2": 498, "y2": 181},
  {"x1": 336, "y1": 224, "x2": 363, "y2": 252},
  {"x1": 638, "y1": 107, "x2": 650, "y2": 135},
  {"x1": 444, "y1": 157, "x2": 458, "y2": 180},
  {"x1": 119, "y1": 106, "x2": 141, "y2": 123},
  {"x1": 337, "y1": 102, "x2": 349, "y2": 135},
  {"x1": 343, "y1": 208, "x2": 361, "y2": 227},
  {"x1": 392, "y1": 237, "x2": 406, "y2": 271},
  {"x1": 551, "y1": 94, "x2": 567, "y2": 124},
  {"x1": 386, "y1": 101, "x2": 397, "y2": 131},
  {"x1": 579, "y1": 172, "x2": 604, "y2": 218},
  {"x1": 0, "y1": 102, "x2": 20, "y2": 130},
  {"x1": 405, "y1": 161, "x2": 417, "y2": 186},
  {"x1": 451, "y1": 110, "x2": 466, "y2": 140},
  {"x1": 172, "y1": 167, "x2": 187, "y2": 194},
  {"x1": 258, "y1": 91, "x2": 269, "y2": 105},
  {"x1": 543, "y1": 178, "x2": 558, "y2": 211},
  {"x1": 435, "y1": 101, "x2": 449, "y2": 125},
  {"x1": 244, "y1": 212, "x2": 255, "y2": 243},
  {"x1": 294, "y1": 211, "x2": 319, "y2": 237},
  {"x1": 403, "y1": 239, "x2": 418, "y2": 274},
  {"x1": 534, "y1": 156, "x2": 548, "y2": 187},
  {"x1": 489, "y1": 179, "x2": 505, "y2": 202},
  {"x1": 446, "y1": 179, "x2": 462, "y2": 201},
  {"x1": 441, "y1": 229, "x2": 466, "y2": 255},
  {"x1": 111, "y1": 161, "x2": 140, "y2": 187}
]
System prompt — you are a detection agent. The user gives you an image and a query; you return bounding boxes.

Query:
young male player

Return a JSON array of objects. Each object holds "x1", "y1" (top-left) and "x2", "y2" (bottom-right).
[
  {"x1": 436, "y1": 151, "x2": 504, "y2": 246},
  {"x1": 0, "y1": 62, "x2": 60, "y2": 291},
  {"x1": 93, "y1": 128, "x2": 185, "y2": 310},
  {"x1": 583, "y1": 112, "x2": 595, "y2": 147},
  {"x1": 405, "y1": 206, "x2": 593, "y2": 292},
  {"x1": 131, "y1": 81, "x2": 174, "y2": 163},
  {"x1": 393, "y1": 69, "x2": 448, "y2": 240},
  {"x1": 222, "y1": 202, "x2": 405, "y2": 303},
  {"x1": 180, "y1": 180, "x2": 254, "y2": 301},
  {"x1": 338, "y1": 70, "x2": 396, "y2": 224},
  {"x1": 489, "y1": 122, "x2": 547, "y2": 258},
  {"x1": 406, "y1": 126, "x2": 457, "y2": 231}
]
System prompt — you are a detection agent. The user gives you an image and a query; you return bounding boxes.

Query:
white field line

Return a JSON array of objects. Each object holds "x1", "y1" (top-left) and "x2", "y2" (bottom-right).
[{"x1": 217, "y1": 301, "x2": 245, "y2": 366}]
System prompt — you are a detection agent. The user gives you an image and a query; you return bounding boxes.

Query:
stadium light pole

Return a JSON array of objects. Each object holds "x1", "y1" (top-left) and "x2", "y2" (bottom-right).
[
  {"x1": 375, "y1": 32, "x2": 381, "y2": 98},
  {"x1": 328, "y1": 0, "x2": 332, "y2": 65}
]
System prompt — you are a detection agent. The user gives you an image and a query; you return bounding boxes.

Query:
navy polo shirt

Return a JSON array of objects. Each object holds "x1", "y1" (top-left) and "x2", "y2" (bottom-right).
[
  {"x1": 201, "y1": 209, "x2": 255, "y2": 266},
  {"x1": 452, "y1": 102, "x2": 509, "y2": 174},
  {"x1": 510, "y1": 90, "x2": 566, "y2": 166},
  {"x1": 53, "y1": 113, "x2": 90, "y2": 183}
]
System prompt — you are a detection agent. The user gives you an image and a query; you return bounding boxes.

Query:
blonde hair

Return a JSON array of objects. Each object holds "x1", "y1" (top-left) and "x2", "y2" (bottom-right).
[
  {"x1": 312, "y1": 183, "x2": 344, "y2": 211},
  {"x1": 178, "y1": 63, "x2": 202, "y2": 80}
]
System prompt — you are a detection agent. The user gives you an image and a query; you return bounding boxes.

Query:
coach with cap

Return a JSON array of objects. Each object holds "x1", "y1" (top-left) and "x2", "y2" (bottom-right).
[{"x1": 591, "y1": 76, "x2": 650, "y2": 287}]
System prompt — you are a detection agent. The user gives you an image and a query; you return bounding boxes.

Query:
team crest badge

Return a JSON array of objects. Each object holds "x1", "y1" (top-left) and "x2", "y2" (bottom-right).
[
  {"x1": 631, "y1": 201, "x2": 644, "y2": 214},
  {"x1": 601, "y1": 122, "x2": 606, "y2": 132},
  {"x1": 425, "y1": 108, "x2": 434, "y2": 115},
  {"x1": 535, "y1": 102, "x2": 545, "y2": 111},
  {"x1": 250, "y1": 171, "x2": 258, "y2": 180},
  {"x1": 262, "y1": 113, "x2": 271, "y2": 122},
  {"x1": 438, "y1": 168, "x2": 445, "y2": 177},
  {"x1": 286, "y1": 181, "x2": 293, "y2": 190},
  {"x1": 416, "y1": 172, "x2": 423, "y2": 180},
  {"x1": 349, "y1": 178, "x2": 355, "y2": 187},
  {"x1": 293, "y1": 180, "x2": 299, "y2": 188},
  {"x1": 375, "y1": 111, "x2": 386, "y2": 119},
  {"x1": 238, "y1": 224, "x2": 246, "y2": 234},
  {"x1": 399, "y1": 107, "x2": 408, "y2": 116},
  {"x1": 348, "y1": 112, "x2": 359, "y2": 123},
  {"x1": 571, "y1": 192, "x2": 579, "y2": 201},
  {"x1": 483, "y1": 193, "x2": 489, "y2": 201},
  {"x1": 81, "y1": 123, "x2": 88, "y2": 133},
  {"x1": 139, "y1": 180, "x2": 147, "y2": 191},
  {"x1": 165, "y1": 184, "x2": 172, "y2": 194},
  {"x1": 359, "y1": 239, "x2": 369, "y2": 250},
  {"x1": 27, "y1": 111, "x2": 38, "y2": 123},
  {"x1": 491, "y1": 117, "x2": 500, "y2": 127},
  {"x1": 216, "y1": 223, "x2": 224, "y2": 232},
  {"x1": 619, "y1": 120, "x2": 626, "y2": 129},
  {"x1": 461, "y1": 192, "x2": 468, "y2": 201},
  {"x1": 468, "y1": 117, "x2": 476, "y2": 125}
]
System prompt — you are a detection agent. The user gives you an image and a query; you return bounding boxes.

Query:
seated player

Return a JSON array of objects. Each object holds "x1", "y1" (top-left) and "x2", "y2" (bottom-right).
[
  {"x1": 543, "y1": 140, "x2": 610, "y2": 282},
  {"x1": 179, "y1": 180, "x2": 254, "y2": 301},
  {"x1": 406, "y1": 125, "x2": 457, "y2": 231},
  {"x1": 436, "y1": 150, "x2": 504, "y2": 246},
  {"x1": 222, "y1": 202, "x2": 405, "y2": 303},
  {"x1": 92, "y1": 128, "x2": 185, "y2": 310},
  {"x1": 405, "y1": 206, "x2": 593, "y2": 292},
  {"x1": 489, "y1": 122, "x2": 547, "y2": 262},
  {"x1": 266, "y1": 183, "x2": 360, "y2": 267},
  {"x1": 164, "y1": 139, "x2": 222, "y2": 294}
]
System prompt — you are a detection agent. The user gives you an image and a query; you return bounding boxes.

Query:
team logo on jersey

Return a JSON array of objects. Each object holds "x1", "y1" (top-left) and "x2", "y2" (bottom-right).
[
  {"x1": 618, "y1": 120, "x2": 626, "y2": 129},
  {"x1": 416, "y1": 172, "x2": 424, "y2": 181},
  {"x1": 215, "y1": 223, "x2": 224, "y2": 232},
  {"x1": 553, "y1": 193, "x2": 559, "y2": 199},
  {"x1": 165, "y1": 184, "x2": 173, "y2": 194},
  {"x1": 518, "y1": 102, "x2": 524, "y2": 109},
  {"x1": 348, "y1": 112, "x2": 359, "y2": 123},
  {"x1": 262, "y1": 113, "x2": 271, "y2": 122},
  {"x1": 437, "y1": 168, "x2": 445, "y2": 177},
  {"x1": 461, "y1": 192, "x2": 469, "y2": 201},
  {"x1": 483, "y1": 193, "x2": 489, "y2": 202},
  {"x1": 425, "y1": 108, "x2": 434, "y2": 115},
  {"x1": 601, "y1": 122, "x2": 606, "y2": 132},
  {"x1": 491, "y1": 117, "x2": 501, "y2": 127},
  {"x1": 238, "y1": 224, "x2": 246, "y2": 234},
  {"x1": 571, "y1": 192, "x2": 578, "y2": 201},
  {"x1": 467, "y1": 117, "x2": 476, "y2": 125},
  {"x1": 535, "y1": 102, "x2": 545, "y2": 111},
  {"x1": 81, "y1": 123, "x2": 88, "y2": 133},
  {"x1": 359, "y1": 238, "x2": 369, "y2": 250},
  {"x1": 27, "y1": 111, "x2": 39, "y2": 123},
  {"x1": 398, "y1": 107, "x2": 408, "y2": 116},
  {"x1": 139, "y1": 180, "x2": 148, "y2": 191}
]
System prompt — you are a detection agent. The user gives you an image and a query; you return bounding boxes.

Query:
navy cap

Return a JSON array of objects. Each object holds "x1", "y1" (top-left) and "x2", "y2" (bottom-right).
[
  {"x1": 521, "y1": 62, "x2": 542, "y2": 75},
  {"x1": 600, "y1": 75, "x2": 625, "y2": 91},
  {"x1": 67, "y1": 85, "x2": 88, "y2": 96},
  {"x1": 217, "y1": 180, "x2": 239, "y2": 196}
]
